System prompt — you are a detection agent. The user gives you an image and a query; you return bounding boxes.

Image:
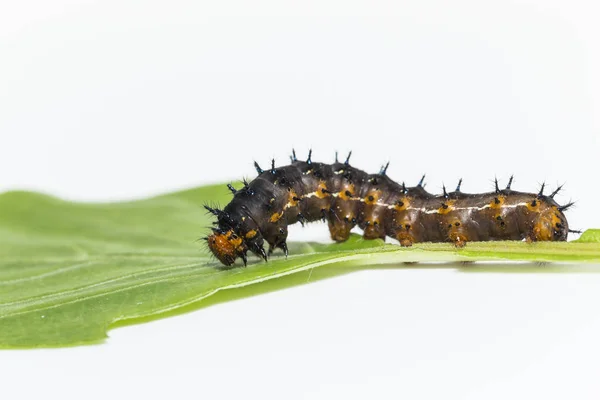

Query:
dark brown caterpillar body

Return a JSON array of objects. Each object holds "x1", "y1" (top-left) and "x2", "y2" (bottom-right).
[{"x1": 204, "y1": 151, "x2": 576, "y2": 266}]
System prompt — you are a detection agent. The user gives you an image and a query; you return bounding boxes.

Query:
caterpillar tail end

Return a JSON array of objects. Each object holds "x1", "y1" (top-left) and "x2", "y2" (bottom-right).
[{"x1": 527, "y1": 205, "x2": 570, "y2": 242}]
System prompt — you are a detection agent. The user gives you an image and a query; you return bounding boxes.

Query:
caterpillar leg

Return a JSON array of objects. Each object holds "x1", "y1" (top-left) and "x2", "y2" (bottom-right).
[
  {"x1": 451, "y1": 234, "x2": 468, "y2": 248},
  {"x1": 327, "y1": 217, "x2": 354, "y2": 242},
  {"x1": 395, "y1": 223, "x2": 415, "y2": 247},
  {"x1": 446, "y1": 220, "x2": 470, "y2": 248},
  {"x1": 327, "y1": 201, "x2": 357, "y2": 242},
  {"x1": 363, "y1": 220, "x2": 386, "y2": 240},
  {"x1": 268, "y1": 241, "x2": 288, "y2": 257}
]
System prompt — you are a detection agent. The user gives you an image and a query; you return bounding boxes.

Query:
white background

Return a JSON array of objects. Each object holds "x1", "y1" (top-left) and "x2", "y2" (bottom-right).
[{"x1": 2, "y1": 0, "x2": 600, "y2": 399}]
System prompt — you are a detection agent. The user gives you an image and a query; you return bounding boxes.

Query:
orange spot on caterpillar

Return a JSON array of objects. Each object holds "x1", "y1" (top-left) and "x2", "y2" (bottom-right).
[
  {"x1": 526, "y1": 198, "x2": 540, "y2": 212},
  {"x1": 438, "y1": 200, "x2": 455, "y2": 214},
  {"x1": 490, "y1": 196, "x2": 505, "y2": 209},
  {"x1": 394, "y1": 197, "x2": 410, "y2": 211},
  {"x1": 315, "y1": 181, "x2": 330, "y2": 199},
  {"x1": 270, "y1": 212, "x2": 283, "y2": 222},
  {"x1": 364, "y1": 190, "x2": 380, "y2": 205},
  {"x1": 288, "y1": 189, "x2": 300, "y2": 207},
  {"x1": 551, "y1": 212, "x2": 563, "y2": 228},
  {"x1": 338, "y1": 183, "x2": 355, "y2": 200}
]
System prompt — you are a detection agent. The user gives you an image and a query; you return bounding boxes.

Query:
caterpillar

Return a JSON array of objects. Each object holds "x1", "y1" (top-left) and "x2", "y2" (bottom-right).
[{"x1": 204, "y1": 150, "x2": 578, "y2": 266}]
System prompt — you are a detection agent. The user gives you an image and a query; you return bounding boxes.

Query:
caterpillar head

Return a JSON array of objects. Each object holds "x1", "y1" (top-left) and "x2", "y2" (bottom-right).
[{"x1": 206, "y1": 229, "x2": 247, "y2": 266}]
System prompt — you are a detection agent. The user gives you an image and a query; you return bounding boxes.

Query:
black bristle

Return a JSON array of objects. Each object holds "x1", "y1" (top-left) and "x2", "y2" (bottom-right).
[
  {"x1": 345, "y1": 151, "x2": 352, "y2": 165},
  {"x1": 307, "y1": 149, "x2": 312, "y2": 165},
  {"x1": 494, "y1": 177, "x2": 500, "y2": 193},
  {"x1": 211, "y1": 226, "x2": 225, "y2": 234},
  {"x1": 455, "y1": 178, "x2": 463, "y2": 192},
  {"x1": 227, "y1": 184, "x2": 237, "y2": 195},
  {"x1": 291, "y1": 149, "x2": 297, "y2": 162},
  {"x1": 271, "y1": 159, "x2": 276, "y2": 174},
  {"x1": 417, "y1": 174, "x2": 426, "y2": 187},
  {"x1": 401, "y1": 182, "x2": 407, "y2": 194},
  {"x1": 242, "y1": 179, "x2": 254, "y2": 195},
  {"x1": 335, "y1": 151, "x2": 339, "y2": 163},
  {"x1": 506, "y1": 175, "x2": 514, "y2": 190},
  {"x1": 379, "y1": 162, "x2": 390, "y2": 176},
  {"x1": 204, "y1": 205, "x2": 222, "y2": 217},
  {"x1": 538, "y1": 182, "x2": 546, "y2": 197},
  {"x1": 254, "y1": 161, "x2": 263, "y2": 174},
  {"x1": 549, "y1": 184, "x2": 564, "y2": 198},
  {"x1": 442, "y1": 184, "x2": 449, "y2": 199},
  {"x1": 568, "y1": 229, "x2": 582, "y2": 234},
  {"x1": 558, "y1": 201, "x2": 575, "y2": 212}
]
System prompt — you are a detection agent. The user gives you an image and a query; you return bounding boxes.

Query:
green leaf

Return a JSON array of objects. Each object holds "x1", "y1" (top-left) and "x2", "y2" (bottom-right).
[
  {"x1": 1, "y1": 184, "x2": 600, "y2": 348},
  {"x1": 576, "y1": 229, "x2": 600, "y2": 243}
]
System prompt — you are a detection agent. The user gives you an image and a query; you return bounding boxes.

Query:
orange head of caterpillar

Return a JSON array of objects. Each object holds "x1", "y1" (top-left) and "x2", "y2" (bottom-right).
[{"x1": 206, "y1": 229, "x2": 247, "y2": 266}]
